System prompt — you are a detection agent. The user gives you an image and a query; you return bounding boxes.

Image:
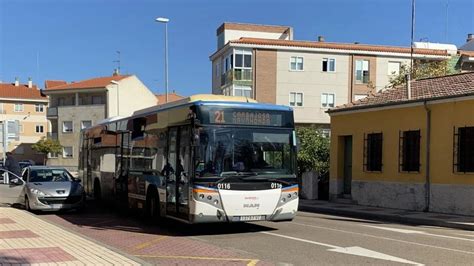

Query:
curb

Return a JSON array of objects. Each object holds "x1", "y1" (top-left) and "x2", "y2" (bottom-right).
[{"x1": 298, "y1": 205, "x2": 474, "y2": 231}]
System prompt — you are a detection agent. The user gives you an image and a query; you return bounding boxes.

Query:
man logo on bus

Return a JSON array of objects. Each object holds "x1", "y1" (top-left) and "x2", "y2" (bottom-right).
[{"x1": 243, "y1": 203, "x2": 260, "y2": 209}]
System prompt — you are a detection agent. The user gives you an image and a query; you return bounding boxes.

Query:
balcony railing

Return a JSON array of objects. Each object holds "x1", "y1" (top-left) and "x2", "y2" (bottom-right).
[
  {"x1": 47, "y1": 107, "x2": 58, "y2": 117},
  {"x1": 221, "y1": 69, "x2": 253, "y2": 87}
]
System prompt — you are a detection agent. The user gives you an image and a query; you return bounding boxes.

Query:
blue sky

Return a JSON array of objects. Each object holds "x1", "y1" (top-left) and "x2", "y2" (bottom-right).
[{"x1": 0, "y1": 0, "x2": 473, "y2": 96}]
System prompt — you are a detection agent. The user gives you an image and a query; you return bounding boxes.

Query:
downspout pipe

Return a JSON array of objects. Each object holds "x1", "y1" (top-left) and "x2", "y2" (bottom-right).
[{"x1": 423, "y1": 101, "x2": 431, "y2": 212}]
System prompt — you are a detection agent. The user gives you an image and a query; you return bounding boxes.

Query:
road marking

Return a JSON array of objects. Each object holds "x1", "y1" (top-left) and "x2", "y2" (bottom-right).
[
  {"x1": 362, "y1": 225, "x2": 474, "y2": 242},
  {"x1": 131, "y1": 235, "x2": 168, "y2": 251},
  {"x1": 290, "y1": 221, "x2": 474, "y2": 256},
  {"x1": 133, "y1": 254, "x2": 259, "y2": 265},
  {"x1": 261, "y1": 231, "x2": 423, "y2": 265}
]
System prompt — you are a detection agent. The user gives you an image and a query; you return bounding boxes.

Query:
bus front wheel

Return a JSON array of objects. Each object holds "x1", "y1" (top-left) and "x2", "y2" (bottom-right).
[{"x1": 145, "y1": 188, "x2": 160, "y2": 221}]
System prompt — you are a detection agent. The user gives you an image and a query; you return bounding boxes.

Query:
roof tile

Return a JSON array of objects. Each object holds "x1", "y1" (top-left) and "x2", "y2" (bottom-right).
[
  {"x1": 329, "y1": 72, "x2": 474, "y2": 113},
  {"x1": 45, "y1": 75, "x2": 130, "y2": 90},
  {"x1": 231, "y1": 37, "x2": 448, "y2": 56},
  {"x1": 0, "y1": 83, "x2": 46, "y2": 100}
]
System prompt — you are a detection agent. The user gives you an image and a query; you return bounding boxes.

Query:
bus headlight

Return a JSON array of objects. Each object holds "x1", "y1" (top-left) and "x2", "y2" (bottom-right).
[
  {"x1": 193, "y1": 187, "x2": 223, "y2": 209},
  {"x1": 277, "y1": 186, "x2": 298, "y2": 207}
]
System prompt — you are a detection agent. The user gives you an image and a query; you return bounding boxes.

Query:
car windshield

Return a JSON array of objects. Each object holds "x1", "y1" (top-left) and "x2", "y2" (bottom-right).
[
  {"x1": 29, "y1": 169, "x2": 73, "y2": 182},
  {"x1": 195, "y1": 127, "x2": 295, "y2": 178}
]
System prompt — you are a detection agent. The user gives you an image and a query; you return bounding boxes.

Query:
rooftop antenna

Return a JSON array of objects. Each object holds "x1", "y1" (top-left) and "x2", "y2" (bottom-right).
[
  {"x1": 410, "y1": 0, "x2": 416, "y2": 75},
  {"x1": 113, "y1": 50, "x2": 121, "y2": 75},
  {"x1": 445, "y1": 0, "x2": 449, "y2": 42}
]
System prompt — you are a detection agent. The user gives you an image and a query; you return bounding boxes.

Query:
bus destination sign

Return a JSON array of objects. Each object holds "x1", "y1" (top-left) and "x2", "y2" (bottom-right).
[{"x1": 210, "y1": 110, "x2": 283, "y2": 126}]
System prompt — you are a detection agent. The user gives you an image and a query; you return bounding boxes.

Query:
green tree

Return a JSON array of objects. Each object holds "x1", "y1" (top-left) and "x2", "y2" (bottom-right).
[
  {"x1": 387, "y1": 60, "x2": 452, "y2": 89},
  {"x1": 31, "y1": 137, "x2": 62, "y2": 165},
  {"x1": 296, "y1": 126, "x2": 330, "y2": 178}
]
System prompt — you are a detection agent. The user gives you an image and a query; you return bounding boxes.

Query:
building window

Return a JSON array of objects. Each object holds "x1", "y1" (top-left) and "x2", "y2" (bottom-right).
[
  {"x1": 234, "y1": 49, "x2": 252, "y2": 81},
  {"x1": 35, "y1": 104, "x2": 44, "y2": 112},
  {"x1": 289, "y1": 92, "x2": 303, "y2": 107},
  {"x1": 321, "y1": 93, "x2": 335, "y2": 108},
  {"x1": 322, "y1": 58, "x2": 336, "y2": 72},
  {"x1": 48, "y1": 152, "x2": 59, "y2": 158},
  {"x1": 35, "y1": 125, "x2": 44, "y2": 133},
  {"x1": 62, "y1": 121, "x2": 73, "y2": 133},
  {"x1": 234, "y1": 86, "x2": 252, "y2": 98},
  {"x1": 81, "y1": 120, "x2": 92, "y2": 130},
  {"x1": 455, "y1": 126, "x2": 474, "y2": 173},
  {"x1": 388, "y1": 61, "x2": 401, "y2": 76},
  {"x1": 355, "y1": 60, "x2": 370, "y2": 84},
  {"x1": 399, "y1": 130, "x2": 421, "y2": 172},
  {"x1": 63, "y1": 146, "x2": 73, "y2": 158},
  {"x1": 290, "y1": 56, "x2": 304, "y2": 71},
  {"x1": 14, "y1": 103, "x2": 24, "y2": 112},
  {"x1": 92, "y1": 96, "x2": 103, "y2": 105},
  {"x1": 364, "y1": 133, "x2": 383, "y2": 172}
]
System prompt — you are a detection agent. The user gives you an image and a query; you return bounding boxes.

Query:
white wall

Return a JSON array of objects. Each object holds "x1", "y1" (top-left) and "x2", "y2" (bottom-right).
[
  {"x1": 276, "y1": 51, "x2": 350, "y2": 124},
  {"x1": 106, "y1": 75, "x2": 157, "y2": 118}
]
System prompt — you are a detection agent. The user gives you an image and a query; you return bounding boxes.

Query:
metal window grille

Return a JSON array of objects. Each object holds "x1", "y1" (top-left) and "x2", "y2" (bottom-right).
[
  {"x1": 399, "y1": 130, "x2": 421, "y2": 172},
  {"x1": 454, "y1": 126, "x2": 474, "y2": 173},
  {"x1": 363, "y1": 133, "x2": 383, "y2": 172}
]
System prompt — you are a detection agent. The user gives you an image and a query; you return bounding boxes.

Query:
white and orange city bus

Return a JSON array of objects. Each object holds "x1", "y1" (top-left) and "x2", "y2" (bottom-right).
[{"x1": 79, "y1": 95, "x2": 298, "y2": 223}]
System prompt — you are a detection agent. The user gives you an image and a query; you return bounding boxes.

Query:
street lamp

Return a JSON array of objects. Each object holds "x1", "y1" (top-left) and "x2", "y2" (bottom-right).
[
  {"x1": 155, "y1": 17, "x2": 169, "y2": 103},
  {"x1": 111, "y1": 80, "x2": 120, "y2": 116}
]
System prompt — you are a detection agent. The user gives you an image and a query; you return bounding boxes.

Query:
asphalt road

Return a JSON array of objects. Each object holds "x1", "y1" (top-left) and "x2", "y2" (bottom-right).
[{"x1": 36, "y1": 203, "x2": 474, "y2": 265}]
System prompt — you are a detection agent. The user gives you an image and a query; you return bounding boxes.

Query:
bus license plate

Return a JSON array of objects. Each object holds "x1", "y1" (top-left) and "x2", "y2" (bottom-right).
[{"x1": 236, "y1": 215, "x2": 265, "y2": 222}]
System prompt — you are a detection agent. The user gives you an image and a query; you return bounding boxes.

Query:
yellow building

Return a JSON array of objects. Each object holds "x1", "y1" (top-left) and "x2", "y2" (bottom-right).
[
  {"x1": 328, "y1": 72, "x2": 474, "y2": 216},
  {"x1": 0, "y1": 80, "x2": 48, "y2": 164}
]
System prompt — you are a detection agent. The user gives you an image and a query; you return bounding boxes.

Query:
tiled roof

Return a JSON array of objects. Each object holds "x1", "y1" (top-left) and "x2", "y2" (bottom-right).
[
  {"x1": 329, "y1": 72, "x2": 474, "y2": 113},
  {"x1": 44, "y1": 80, "x2": 67, "y2": 89},
  {"x1": 45, "y1": 75, "x2": 130, "y2": 90},
  {"x1": 459, "y1": 50, "x2": 474, "y2": 57},
  {"x1": 230, "y1": 38, "x2": 449, "y2": 56},
  {"x1": 156, "y1": 93, "x2": 185, "y2": 105},
  {"x1": 0, "y1": 83, "x2": 46, "y2": 100}
]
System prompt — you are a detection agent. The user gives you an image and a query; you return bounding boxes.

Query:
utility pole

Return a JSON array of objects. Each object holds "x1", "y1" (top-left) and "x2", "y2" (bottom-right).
[{"x1": 410, "y1": 0, "x2": 416, "y2": 75}]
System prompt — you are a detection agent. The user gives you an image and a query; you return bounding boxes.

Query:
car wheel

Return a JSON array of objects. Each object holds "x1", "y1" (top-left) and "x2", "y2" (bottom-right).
[
  {"x1": 145, "y1": 189, "x2": 160, "y2": 221},
  {"x1": 25, "y1": 196, "x2": 31, "y2": 212}
]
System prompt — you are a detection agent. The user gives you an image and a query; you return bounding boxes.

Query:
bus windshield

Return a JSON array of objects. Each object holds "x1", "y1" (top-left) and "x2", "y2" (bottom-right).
[{"x1": 195, "y1": 127, "x2": 295, "y2": 178}]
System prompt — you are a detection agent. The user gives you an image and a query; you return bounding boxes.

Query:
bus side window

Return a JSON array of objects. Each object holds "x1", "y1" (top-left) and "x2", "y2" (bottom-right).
[{"x1": 131, "y1": 118, "x2": 146, "y2": 139}]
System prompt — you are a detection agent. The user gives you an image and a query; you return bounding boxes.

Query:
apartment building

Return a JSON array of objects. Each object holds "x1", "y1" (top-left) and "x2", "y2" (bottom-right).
[
  {"x1": 210, "y1": 22, "x2": 452, "y2": 127},
  {"x1": 0, "y1": 79, "x2": 48, "y2": 164},
  {"x1": 43, "y1": 74, "x2": 157, "y2": 170}
]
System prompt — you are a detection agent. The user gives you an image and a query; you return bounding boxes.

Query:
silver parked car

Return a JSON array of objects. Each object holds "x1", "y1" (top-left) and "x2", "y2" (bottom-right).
[{"x1": 11, "y1": 166, "x2": 85, "y2": 211}]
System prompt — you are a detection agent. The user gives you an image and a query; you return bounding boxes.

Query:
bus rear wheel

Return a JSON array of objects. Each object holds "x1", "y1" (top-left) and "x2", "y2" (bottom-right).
[{"x1": 145, "y1": 189, "x2": 160, "y2": 221}]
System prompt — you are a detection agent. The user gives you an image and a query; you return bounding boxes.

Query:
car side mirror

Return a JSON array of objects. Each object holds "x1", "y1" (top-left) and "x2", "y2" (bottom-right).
[
  {"x1": 9, "y1": 178, "x2": 24, "y2": 186},
  {"x1": 74, "y1": 178, "x2": 82, "y2": 183}
]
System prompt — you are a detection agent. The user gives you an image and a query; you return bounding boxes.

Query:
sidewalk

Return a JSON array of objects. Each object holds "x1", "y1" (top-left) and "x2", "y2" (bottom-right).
[
  {"x1": 299, "y1": 199, "x2": 474, "y2": 231},
  {"x1": 0, "y1": 207, "x2": 145, "y2": 265}
]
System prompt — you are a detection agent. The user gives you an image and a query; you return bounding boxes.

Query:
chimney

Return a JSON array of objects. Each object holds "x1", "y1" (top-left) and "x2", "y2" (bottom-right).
[
  {"x1": 27, "y1": 77, "x2": 33, "y2": 88},
  {"x1": 14, "y1": 77, "x2": 19, "y2": 87},
  {"x1": 317, "y1": 35, "x2": 325, "y2": 42},
  {"x1": 406, "y1": 74, "x2": 412, "y2": 100},
  {"x1": 467, "y1": 33, "x2": 473, "y2": 43}
]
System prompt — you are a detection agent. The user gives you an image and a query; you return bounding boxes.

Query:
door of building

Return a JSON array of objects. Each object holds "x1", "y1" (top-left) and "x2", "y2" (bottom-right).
[{"x1": 343, "y1": 136, "x2": 353, "y2": 195}]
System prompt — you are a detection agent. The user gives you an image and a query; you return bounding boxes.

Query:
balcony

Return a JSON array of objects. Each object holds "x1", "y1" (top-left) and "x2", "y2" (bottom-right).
[
  {"x1": 221, "y1": 69, "x2": 253, "y2": 87},
  {"x1": 47, "y1": 107, "x2": 58, "y2": 117}
]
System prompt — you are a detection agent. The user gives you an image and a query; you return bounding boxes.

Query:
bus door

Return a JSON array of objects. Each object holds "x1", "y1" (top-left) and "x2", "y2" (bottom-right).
[
  {"x1": 116, "y1": 131, "x2": 130, "y2": 205},
  {"x1": 165, "y1": 126, "x2": 190, "y2": 219},
  {"x1": 165, "y1": 127, "x2": 178, "y2": 215}
]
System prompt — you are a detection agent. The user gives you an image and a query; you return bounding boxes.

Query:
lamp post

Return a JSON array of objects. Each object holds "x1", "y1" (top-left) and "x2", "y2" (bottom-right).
[
  {"x1": 155, "y1": 17, "x2": 169, "y2": 103},
  {"x1": 111, "y1": 80, "x2": 120, "y2": 116}
]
